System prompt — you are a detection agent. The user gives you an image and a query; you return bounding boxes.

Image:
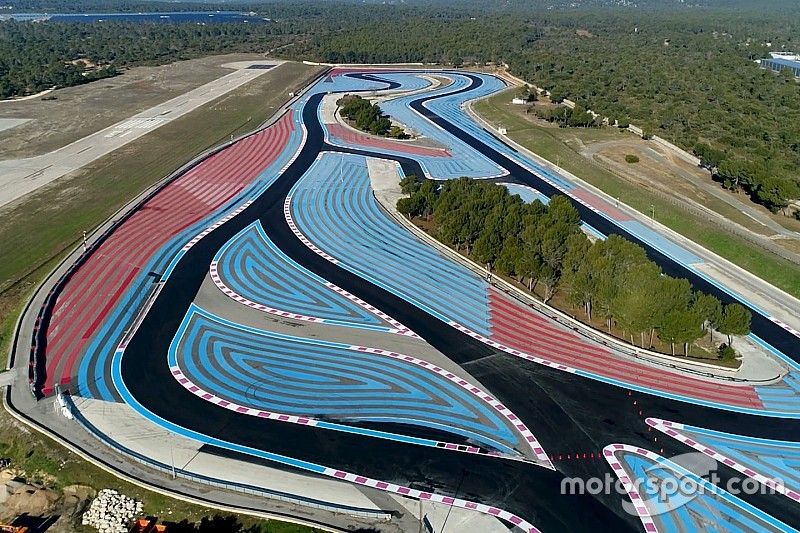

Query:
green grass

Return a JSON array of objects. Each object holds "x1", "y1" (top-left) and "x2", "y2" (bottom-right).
[
  {"x1": 474, "y1": 90, "x2": 800, "y2": 298},
  {"x1": 0, "y1": 61, "x2": 323, "y2": 369}
]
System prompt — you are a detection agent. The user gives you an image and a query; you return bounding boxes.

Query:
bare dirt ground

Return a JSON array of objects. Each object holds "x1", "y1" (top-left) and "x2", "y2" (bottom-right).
[
  {"x1": 508, "y1": 100, "x2": 800, "y2": 262},
  {"x1": 0, "y1": 53, "x2": 268, "y2": 160}
]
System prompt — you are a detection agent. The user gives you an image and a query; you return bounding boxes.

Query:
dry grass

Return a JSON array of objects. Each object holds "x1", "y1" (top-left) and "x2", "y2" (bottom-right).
[{"x1": 0, "y1": 409, "x2": 321, "y2": 532}]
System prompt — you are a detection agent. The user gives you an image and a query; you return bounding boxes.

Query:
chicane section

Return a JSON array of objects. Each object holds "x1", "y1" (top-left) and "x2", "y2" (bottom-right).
[{"x1": 331, "y1": 71, "x2": 506, "y2": 180}]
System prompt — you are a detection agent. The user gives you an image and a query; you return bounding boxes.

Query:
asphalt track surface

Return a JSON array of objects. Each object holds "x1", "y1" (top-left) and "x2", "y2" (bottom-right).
[{"x1": 117, "y1": 75, "x2": 800, "y2": 530}]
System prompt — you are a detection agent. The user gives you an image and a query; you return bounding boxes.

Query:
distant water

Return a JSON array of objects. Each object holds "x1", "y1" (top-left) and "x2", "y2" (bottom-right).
[{"x1": 2, "y1": 11, "x2": 270, "y2": 24}]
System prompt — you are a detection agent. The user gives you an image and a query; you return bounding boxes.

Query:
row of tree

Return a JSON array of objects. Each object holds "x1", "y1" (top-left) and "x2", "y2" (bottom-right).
[
  {"x1": 532, "y1": 104, "x2": 600, "y2": 128},
  {"x1": 398, "y1": 177, "x2": 752, "y2": 357},
  {"x1": 337, "y1": 94, "x2": 408, "y2": 138}
]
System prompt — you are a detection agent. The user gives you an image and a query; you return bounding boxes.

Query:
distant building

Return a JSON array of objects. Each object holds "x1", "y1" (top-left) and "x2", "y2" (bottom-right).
[
  {"x1": 769, "y1": 52, "x2": 800, "y2": 61},
  {"x1": 760, "y1": 56, "x2": 800, "y2": 78}
]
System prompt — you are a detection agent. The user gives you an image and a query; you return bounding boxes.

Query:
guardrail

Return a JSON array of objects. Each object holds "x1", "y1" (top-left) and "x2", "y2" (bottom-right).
[{"x1": 61, "y1": 394, "x2": 392, "y2": 520}]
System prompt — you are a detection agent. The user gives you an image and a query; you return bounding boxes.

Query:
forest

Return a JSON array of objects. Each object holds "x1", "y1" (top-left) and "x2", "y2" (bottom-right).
[
  {"x1": 0, "y1": 20, "x2": 296, "y2": 97},
  {"x1": 1, "y1": 0, "x2": 799, "y2": 208},
  {"x1": 398, "y1": 177, "x2": 752, "y2": 359}
]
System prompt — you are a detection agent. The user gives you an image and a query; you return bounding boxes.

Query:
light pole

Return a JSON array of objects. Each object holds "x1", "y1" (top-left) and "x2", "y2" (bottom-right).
[{"x1": 649, "y1": 204, "x2": 655, "y2": 220}]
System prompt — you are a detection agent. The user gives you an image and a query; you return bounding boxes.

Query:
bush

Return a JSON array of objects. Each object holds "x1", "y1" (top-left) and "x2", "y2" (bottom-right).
[
  {"x1": 625, "y1": 154, "x2": 640, "y2": 164},
  {"x1": 718, "y1": 343, "x2": 737, "y2": 361}
]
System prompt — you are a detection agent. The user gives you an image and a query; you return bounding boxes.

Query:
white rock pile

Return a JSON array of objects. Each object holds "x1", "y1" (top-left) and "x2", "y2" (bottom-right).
[{"x1": 81, "y1": 489, "x2": 142, "y2": 533}]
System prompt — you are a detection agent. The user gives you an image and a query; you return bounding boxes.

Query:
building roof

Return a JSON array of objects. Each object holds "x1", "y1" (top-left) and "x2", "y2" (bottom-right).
[{"x1": 762, "y1": 57, "x2": 800, "y2": 70}]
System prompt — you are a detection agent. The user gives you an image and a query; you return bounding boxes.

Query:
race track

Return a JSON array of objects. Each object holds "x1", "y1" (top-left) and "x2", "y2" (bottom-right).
[{"x1": 16, "y1": 67, "x2": 800, "y2": 532}]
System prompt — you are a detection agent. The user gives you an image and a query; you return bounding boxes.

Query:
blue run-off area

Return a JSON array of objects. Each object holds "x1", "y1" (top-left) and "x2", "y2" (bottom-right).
[
  {"x1": 757, "y1": 371, "x2": 800, "y2": 411},
  {"x1": 305, "y1": 71, "x2": 387, "y2": 98},
  {"x1": 501, "y1": 182, "x2": 606, "y2": 241},
  {"x1": 619, "y1": 451, "x2": 796, "y2": 533},
  {"x1": 368, "y1": 72, "x2": 433, "y2": 93},
  {"x1": 289, "y1": 152, "x2": 493, "y2": 335},
  {"x1": 360, "y1": 72, "x2": 507, "y2": 179},
  {"x1": 77, "y1": 111, "x2": 305, "y2": 402},
  {"x1": 214, "y1": 221, "x2": 393, "y2": 332},
  {"x1": 673, "y1": 421, "x2": 800, "y2": 497},
  {"x1": 170, "y1": 305, "x2": 521, "y2": 453}
]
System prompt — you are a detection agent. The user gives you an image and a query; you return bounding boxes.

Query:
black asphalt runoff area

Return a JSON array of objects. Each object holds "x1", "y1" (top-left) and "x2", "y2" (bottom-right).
[{"x1": 120, "y1": 75, "x2": 800, "y2": 530}]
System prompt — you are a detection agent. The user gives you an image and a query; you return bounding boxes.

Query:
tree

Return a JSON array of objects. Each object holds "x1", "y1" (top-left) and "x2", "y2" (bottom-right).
[
  {"x1": 516, "y1": 246, "x2": 543, "y2": 292},
  {"x1": 495, "y1": 237, "x2": 523, "y2": 277},
  {"x1": 718, "y1": 303, "x2": 752, "y2": 346},
  {"x1": 396, "y1": 196, "x2": 417, "y2": 218},
  {"x1": 399, "y1": 175, "x2": 422, "y2": 195},
  {"x1": 658, "y1": 307, "x2": 704, "y2": 356},
  {"x1": 438, "y1": 207, "x2": 469, "y2": 247},
  {"x1": 610, "y1": 263, "x2": 661, "y2": 347},
  {"x1": 718, "y1": 343, "x2": 737, "y2": 362},
  {"x1": 692, "y1": 292, "x2": 722, "y2": 343},
  {"x1": 473, "y1": 207, "x2": 505, "y2": 267}
]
